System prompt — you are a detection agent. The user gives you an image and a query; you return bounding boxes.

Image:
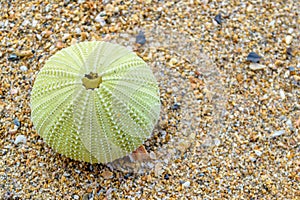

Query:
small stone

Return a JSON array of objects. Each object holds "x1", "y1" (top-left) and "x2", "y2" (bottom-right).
[
  {"x1": 279, "y1": 89, "x2": 285, "y2": 100},
  {"x1": 95, "y1": 14, "x2": 106, "y2": 26},
  {"x1": 246, "y1": 52, "x2": 261, "y2": 63},
  {"x1": 182, "y1": 181, "x2": 190, "y2": 188},
  {"x1": 271, "y1": 130, "x2": 285, "y2": 138},
  {"x1": 14, "y1": 135, "x2": 27, "y2": 144},
  {"x1": 11, "y1": 88, "x2": 18, "y2": 95},
  {"x1": 285, "y1": 35, "x2": 293, "y2": 45},
  {"x1": 249, "y1": 156, "x2": 256, "y2": 162},
  {"x1": 16, "y1": 50, "x2": 34, "y2": 57},
  {"x1": 8, "y1": 54, "x2": 19, "y2": 61},
  {"x1": 43, "y1": 30, "x2": 52, "y2": 38},
  {"x1": 164, "y1": 174, "x2": 170, "y2": 180},
  {"x1": 75, "y1": 27, "x2": 81, "y2": 35},
  {"x1": 13, "y1": 118, "x2": 21, "y2": 127},
  {"x1": 149, "y1": 151, "x2": 156, "y2": 159},
  {"x1": 246, "y1": 4, "x2": 254, "y2": 13},
  {"x1": 56, "y1": 41, "x2": 65, "y2": 49},
  {"x1": 286, "y1": 119, "x2": 293, "y2": 130},
  {"x1": 73, "y1": 195, "x2": 79, "y2": 200},
  {"x1": 288, "y1": 66, "x2": 296, "y2": 75},
  {"x1": 169, "y1": 57, "x2": 178, "y2": 66},
  {"x1": 214, "y1": 13, "x2": 222, "y2": 25},
  {"x1": 63, "y1": 172, "x2": 70, "y2": 177},
  {"x1": 286, "y1": 47, "x2": 293, "y2": 56},
  {"x1": 101, "y1": 170, "x2": 113, "y2": 179},
  {"x1": 9, "y1": 127, "x2": 18, "y2": 134},
  {"x1": 254, "y1": 150, "x2": 263, "y2": 157},
  {"x1": 249, "y1": 63, "x2": 267, "y2": 70},
  {"x1": 32, "y1": 19, "x2": 38, "y2": 27},
  {"x1": 20, "y1": 65, "x2": 28, "y2": 72},
  {"x1": 236, "y1": 73, "x2": 244, "y2": 83},
  {"x1": 171, "y1": 103, "x2": 180, "y2": 110},
  {"x1": 136, "y1": 31, "x2": 146, "y2": 45}
]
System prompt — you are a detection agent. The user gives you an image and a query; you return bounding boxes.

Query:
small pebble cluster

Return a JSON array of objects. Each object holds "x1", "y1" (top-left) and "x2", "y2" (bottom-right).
[{"x1": 0, "y1": 0, "x2": 299, "y2": 199}]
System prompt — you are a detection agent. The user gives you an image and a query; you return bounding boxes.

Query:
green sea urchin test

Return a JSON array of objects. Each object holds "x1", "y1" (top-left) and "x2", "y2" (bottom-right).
[{"x1": 30, "y1": 41, "x2": 161, "y2": 164}]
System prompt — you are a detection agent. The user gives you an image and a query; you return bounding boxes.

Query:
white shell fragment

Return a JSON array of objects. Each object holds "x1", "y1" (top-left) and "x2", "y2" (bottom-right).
[
  {"x1": 14, "y1": 135, "x2": 27, "y2": 145},
  {"x1": 249, "y1": 63, "x2": 267, "y2": 70},
  {"x1": 271, "y1": 130, "x2": 285, "y2": 138}
]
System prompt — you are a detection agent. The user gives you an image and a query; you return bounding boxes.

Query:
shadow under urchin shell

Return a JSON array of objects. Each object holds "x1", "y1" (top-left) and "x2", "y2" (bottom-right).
[
  {"x1": 30, "y1": 41, "x2": 161, "y2": 164},
  {"x1": 106, "y1": 25, "x2": 228, "y2": 174}
]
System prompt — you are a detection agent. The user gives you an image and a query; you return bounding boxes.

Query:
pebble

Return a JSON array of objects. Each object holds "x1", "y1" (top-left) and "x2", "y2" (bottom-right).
[
  {"x1": 101, "y1": 170, "x2": 113, "y2": 179},
  {"x1": 285, "y1": 35, "x2": 293, "y2": 45},
  {"x1": 9, "y1": 127, "x2": 18, "y2": 134},
  {"x1": 182, "y1": 181, "x2": 190, "y2": 188},
  {"x1": 214, "y1": 14, "x2": 222, "y2": 25},
  {"x1": 8, "y1": 54, "x2": 19, "y2": 61},
  {"x1": 13, "y1": 118, "x2": 21, "y2": 127},
  {"x1": 171, "y1": 103, "x2": 181, "y2": 110},
  {"x1": 286, "y1": 119, "x2": 293, "y2": 130},
  {"x1": 288, "y1": 66, "x2": 296, "y2": 75},
  {"x1": 136, "y1": 31, "x2": 146, "y2": 45},
  {"x1": 16, "y1": 50, "x2": 34, "y2": 57},
  {"x1": 254, "y1": 150, "x2": 263, "y2": 157},
  {"x1": 164, "y1": 174, "x2": 170, "y2": 180},
  {"x1": 271, "y1": 130, "x2": 285, "y2": 138},
  {"x1": 95, "y1": 14, "x2": 106, "y2": 26},
  {"x1": 20, "y1": 65, "x2": 28, "y2": 72},
  {"x1": 279, "y1": 89, "x2": 285, "y2": 100},
  {"x1": 32, "y1": 19, "x2": 38, "y2": 27},
  {"x1": 246, "y1": 52, "x2": 262, "y2": 63},
  {"x1": 14, "y1": 135, "x2": 27, "y2": 145},
  {"x1": 249, "y1": 63, "x2": 267, "y2": 70}
]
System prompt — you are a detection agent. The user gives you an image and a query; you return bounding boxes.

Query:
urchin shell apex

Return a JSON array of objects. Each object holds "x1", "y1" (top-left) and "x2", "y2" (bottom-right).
[{"x1": 30, "y1": 41, "x2": 161, "y2": 164}]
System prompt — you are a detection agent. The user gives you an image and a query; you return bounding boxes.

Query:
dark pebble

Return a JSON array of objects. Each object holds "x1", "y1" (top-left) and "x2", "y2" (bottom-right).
[
  {"x1": 136, "y1": 31, "x2": 146, "y2": 45},
  {"x1": 171, "y1": 103, "x2": 180, "y2": 110},
  {"x1": 214, "y1": 14, "x2": 222, "y2": 25},
  {"x1": 13, "y1": 118, "x2": 21, "y2": 127},
  {"x1": 124, "y1": 172, "x2": 133, "y2": 179},
  {"x1": 246, "y1": 52, "x2": 261, "y2": 63},
  {"x1": 199, "y1": 173, "x2": 205, "y2": 177},
  {"x1": 288, "y1": 66, "x2": 295, "y2": 71},
  {"x1": 286, "y1": 47, "x2": 293, "y2": 56},
  {"x1": 8, "y1": 53, "x2": 19, "y2": 61},
  {"x1": 164, "y1": 174, "x2": 170, "y2": 180}
]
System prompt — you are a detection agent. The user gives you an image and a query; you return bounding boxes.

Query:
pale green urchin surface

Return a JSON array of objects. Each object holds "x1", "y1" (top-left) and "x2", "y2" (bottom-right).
[{"x1": 30, "y1": 41, "x2": 161, "y2": 164}]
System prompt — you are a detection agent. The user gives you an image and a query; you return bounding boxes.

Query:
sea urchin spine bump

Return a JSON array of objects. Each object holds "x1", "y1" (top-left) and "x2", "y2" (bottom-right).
[{"x1": 30, "y1": 41, "x2": 161, "y2": 164}]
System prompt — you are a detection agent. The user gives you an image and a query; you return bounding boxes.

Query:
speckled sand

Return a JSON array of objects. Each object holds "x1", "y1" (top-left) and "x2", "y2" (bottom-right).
[{"x1": 0, "y1": 0, "x2": 299, "y2": 199}]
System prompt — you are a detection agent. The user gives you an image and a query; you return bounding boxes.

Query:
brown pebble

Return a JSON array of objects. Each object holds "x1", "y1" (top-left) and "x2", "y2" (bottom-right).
[
  {"x1": 15, "y1": 50, "x2": 33, "y2": 57},
  {"x1": 56, "y1": 41, "x2": 65, "y2": 49},
  {"x1": 236, "y1": 74, "x2": 244, "y2": 83}
]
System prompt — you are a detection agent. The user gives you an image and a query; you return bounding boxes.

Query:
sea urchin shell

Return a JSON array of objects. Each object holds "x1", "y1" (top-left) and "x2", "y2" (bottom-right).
[{"x1": 30, "y1": 41, "x2": 161, "y2": 164}]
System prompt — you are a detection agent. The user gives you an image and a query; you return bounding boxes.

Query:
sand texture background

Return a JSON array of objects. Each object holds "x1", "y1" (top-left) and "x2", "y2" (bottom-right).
[{"x1": 0, "y1": 0, "x2": 299, "y2": 199}]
